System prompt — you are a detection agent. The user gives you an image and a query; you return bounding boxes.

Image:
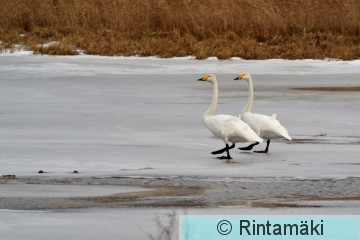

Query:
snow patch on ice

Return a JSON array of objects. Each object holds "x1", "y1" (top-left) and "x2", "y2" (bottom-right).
[
  {"x1": 1, "y1": 49, "x2": 360, "y2": 74},
  {"x1": 205, "y1": 56, "x2": 219, "y2": 61},
  {"x1": 0, "y1": 44, "x2": 33, "y2": 56},
  {"x1": 37, "y1": 41, "x2": 60, "y2": 48},
  {"x1": 1, "y1": 54, "x2": 359, "y2": 76}
]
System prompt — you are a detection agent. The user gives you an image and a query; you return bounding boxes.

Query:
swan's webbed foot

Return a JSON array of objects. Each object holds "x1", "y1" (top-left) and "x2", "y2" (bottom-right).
[
  {"x1": 239, "y1": 142, "x2": 259, "y2": 151},
  {"x1": 213, "y1": 143, "x2": 234, "y2": 159},
  {"x1": 254, "y1": 150, "x2": 268, "y2": 153},
  {"x1": 211, "y1": 143, "x2": 235, "y2": 155},
  {"x1": 211, "y1": 149, "x2": 225, "y2": 155},
  {"x1": 254, "y1": 140, "x2": 270, "y2": 154}
]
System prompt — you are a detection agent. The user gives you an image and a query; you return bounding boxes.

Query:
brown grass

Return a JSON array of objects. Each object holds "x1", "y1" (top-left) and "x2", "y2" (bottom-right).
[{"x1": 0, "y1": 0, "x2": 359, "y2": 59}]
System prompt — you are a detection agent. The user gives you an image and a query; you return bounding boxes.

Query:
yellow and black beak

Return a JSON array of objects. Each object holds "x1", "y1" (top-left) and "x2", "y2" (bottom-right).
[
  {"x1": 198, "y1": 75, "x2": 209, "y2": 81},
  {"x1": 234, "y1": 74, "x2": 245, "y2": 80}
]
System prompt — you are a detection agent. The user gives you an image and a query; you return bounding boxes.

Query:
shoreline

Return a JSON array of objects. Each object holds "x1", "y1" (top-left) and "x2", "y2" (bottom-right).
[
  {"x1": 1, "y1": 175, "x2": 360, "y2": 210},
  {"x1": 1, "y1": 50, "x2": 360, "y2": 62}
]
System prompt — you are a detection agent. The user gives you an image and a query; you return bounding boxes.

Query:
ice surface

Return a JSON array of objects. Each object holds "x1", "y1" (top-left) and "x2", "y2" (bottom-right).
[
  {"x1": 0, "y1": 55, "x2": 359, "y2": 178},
  {"x1": 1, "y1": 206, "x2": 360, "y2": 240},
  {"x1": 0, "y1": 55, "x2": 360, "y2": 240}
]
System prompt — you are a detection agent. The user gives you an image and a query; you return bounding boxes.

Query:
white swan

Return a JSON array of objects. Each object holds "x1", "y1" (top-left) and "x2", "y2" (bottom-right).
[
  {"x1": 234, "y1": 73, "x2": 291, "y2": 153},
  {"x1": 198, "y1": 74, "x2": 263, "y2": 159}
]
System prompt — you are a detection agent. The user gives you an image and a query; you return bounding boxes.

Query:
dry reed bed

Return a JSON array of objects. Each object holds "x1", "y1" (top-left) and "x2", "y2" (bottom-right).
[{"x1": 0, "y1": 0, "x2": 359, "y2": 59}]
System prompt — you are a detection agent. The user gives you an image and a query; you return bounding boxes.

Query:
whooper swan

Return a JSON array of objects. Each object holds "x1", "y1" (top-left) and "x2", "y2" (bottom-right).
[
  {"x1": 234, "y1": 73, "x2": 291, "y2": 153},
  {"x1": 198, "y1": 74, "x2": 263, "y2": 159}
]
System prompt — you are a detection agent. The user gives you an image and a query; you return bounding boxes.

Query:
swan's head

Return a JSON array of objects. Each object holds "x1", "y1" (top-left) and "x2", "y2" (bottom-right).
[
  {"x1": 234, "y1": 73, "x2": 251, "y2": 81},
  {"x1": 198, "y1": 74, "x2": 216, "y2": 83}
]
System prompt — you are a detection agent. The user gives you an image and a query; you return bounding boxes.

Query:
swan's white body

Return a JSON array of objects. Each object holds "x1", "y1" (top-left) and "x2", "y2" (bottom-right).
[
  {"x1": 200, "y1": 74, "x2": 263, "y2": 145},
  {"x1": 241, "y1": 112, "x2": 291, "y2": 140},
  {"x1": 203, "y1": 114, "x2": 263, "y2": 144},
  {"x1": 235, "y1": 73, "x2": 291, "y2": 141}
]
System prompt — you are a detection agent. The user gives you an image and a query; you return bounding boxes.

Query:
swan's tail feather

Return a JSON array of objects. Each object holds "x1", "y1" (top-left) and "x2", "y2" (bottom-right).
[
  {"x1": 282, "y1": 130, "x2": 292, "y2": 140},
  {"x1": 275, "y1": 119, "x2": 291, "y2": 140},
  {"x1": 253, "y1": 135, "x2": 264, "y2": 143}
]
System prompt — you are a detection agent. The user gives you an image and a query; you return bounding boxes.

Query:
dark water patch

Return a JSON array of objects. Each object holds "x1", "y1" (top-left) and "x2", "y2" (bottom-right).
[
  {"x1": 119, "y1": 167, "x2": 154, "y2": 171},
  {"x1": 291, "y1": 86, "x2": 360, "y2": 92},
  {"x1": 333, "y1": 163, "x2": 360, "y2": 166},
  {"x1": 289, "y1": 138, "x2": 359, "y2": 145}
]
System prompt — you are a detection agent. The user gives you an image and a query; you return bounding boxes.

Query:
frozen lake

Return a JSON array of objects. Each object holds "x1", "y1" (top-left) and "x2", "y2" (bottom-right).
[
  {"x1": 0, "y1": 55, "x2": 359, "y2": 178},
  {"x1": 1, "y1": 54, "x2": 360, "y2": 239},
  {"x1": 2, "y1": 206, "x2": 360, "y2": 240}
]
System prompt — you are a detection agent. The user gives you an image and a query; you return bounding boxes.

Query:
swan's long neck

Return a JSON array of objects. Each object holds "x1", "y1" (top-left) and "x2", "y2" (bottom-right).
[
  {"x1": 204, "y1": 80, "x2": 218, "y2": 117},
  {"x1": 242, "y1": 77, "x2": 254, "y2": 113}
]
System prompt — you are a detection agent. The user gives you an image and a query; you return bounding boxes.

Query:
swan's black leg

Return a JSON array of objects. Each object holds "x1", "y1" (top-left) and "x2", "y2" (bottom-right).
[
  {"x1": 254, "y1": 140, "x2": 270, "y2": 153},
  {"x1": 217, "y1": 143, "x2": 233, "y2": 160},
  {"x1": 212, "y1": 143, "x2": 235, "y2": 155},
  {"x1": 239, "y1": 142, "x2": 259, "y2": 151}
]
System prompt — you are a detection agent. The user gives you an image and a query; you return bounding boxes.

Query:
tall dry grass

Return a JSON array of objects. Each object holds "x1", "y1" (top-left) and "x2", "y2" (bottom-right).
[{"x1": 0, "y1": 0, "x2": 359, "y2": 59}]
